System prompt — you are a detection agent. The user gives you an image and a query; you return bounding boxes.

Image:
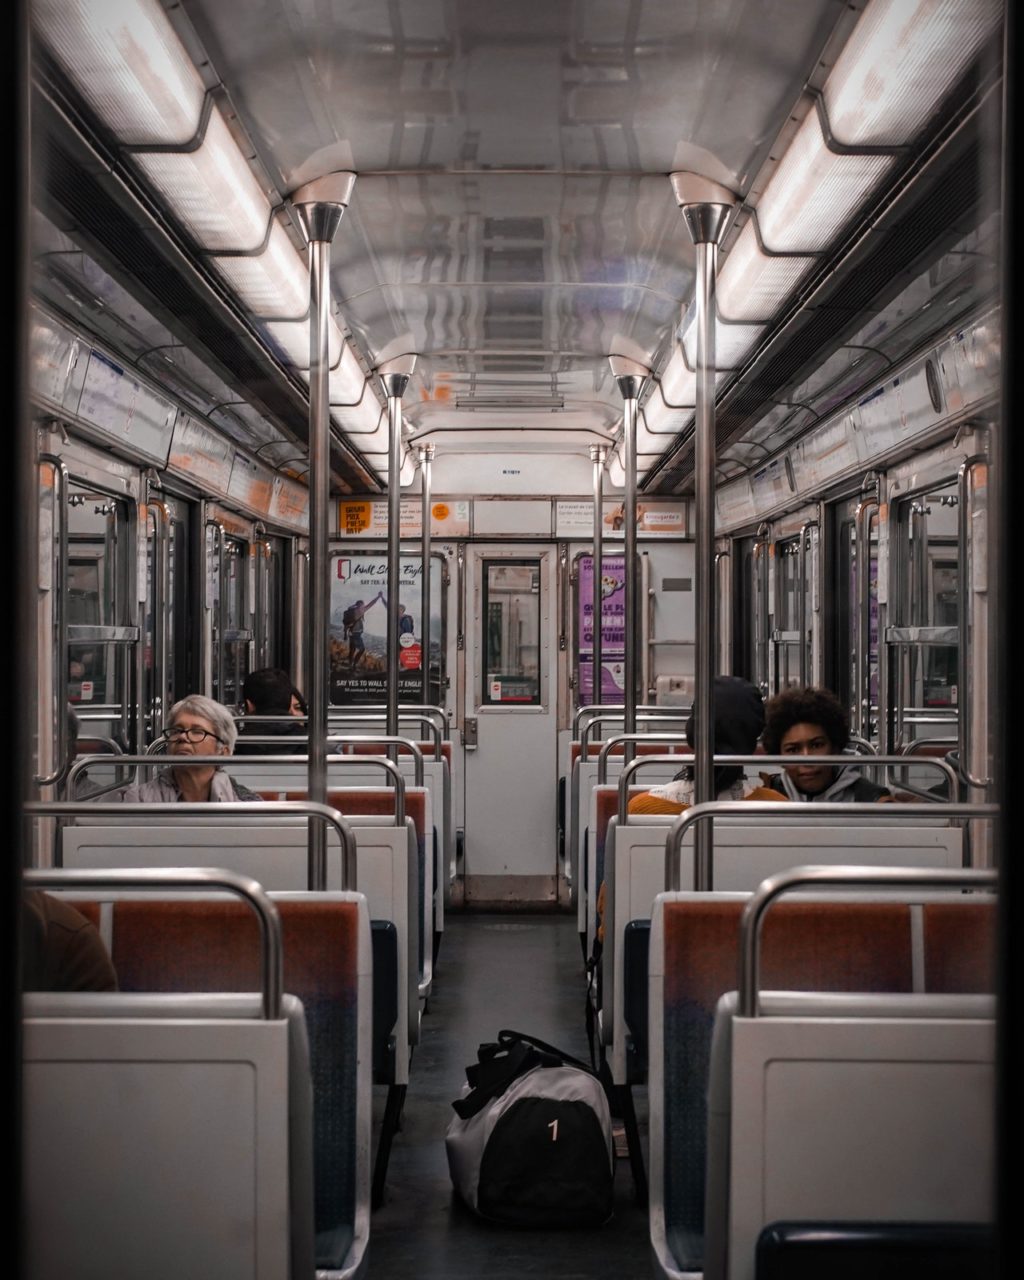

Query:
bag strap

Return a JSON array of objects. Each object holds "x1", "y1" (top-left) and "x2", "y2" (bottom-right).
[
  {"x1": 496, "y1": 1028, "x2": 595, "y2": 1076},
  {"x1": 453, "y1": 1039, "x2": 541, "y2": 1120}
]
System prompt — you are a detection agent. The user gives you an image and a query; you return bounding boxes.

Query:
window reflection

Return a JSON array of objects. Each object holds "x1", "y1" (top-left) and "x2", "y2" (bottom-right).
[{"x1": 482, "y1": 560, "x2": 541, "y2": 705}]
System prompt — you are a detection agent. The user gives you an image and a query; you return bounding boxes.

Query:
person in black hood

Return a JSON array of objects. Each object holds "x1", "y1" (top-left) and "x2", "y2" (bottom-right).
[
  {"x1": 627, "y1": 675, "x2": 786, "y2": 815},
  {"x1": 761, "y1": 686, "x2": 891, "y2": 802},
  {"x1": 235, "y1": 667, "x2": 307, "y2": 755}
]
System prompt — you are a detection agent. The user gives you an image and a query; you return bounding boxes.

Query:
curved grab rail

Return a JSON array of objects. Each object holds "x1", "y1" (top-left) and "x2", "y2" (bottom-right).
[
  {"x1": 597, "y1": 733, "x2": 692, "y2": 783},
  {"x1": 326, "y1": 710, "x2": 444, "y2": 756},
  {"x1": 325, "y1": 735, "x2": 425, "y2": 785},
  {"x1": 738, "y1": 863, "x2": 998, "y2": 1016},
  {"x1": 329, "y1": 703, "x2": 447, "y2": 736},
  {"x1": 617, "y1": 753, "x2": 960, "y2": 824},
  {"x1": 122, "y1": 749, "x2": 410, "y2": 819},
  {"x1": 35, "y1": 456, "x2": 70, "y2": 788},
  {"x1": 664, "y1": 799, "x2": 998, "y2": 892},
  {"x1": 578, "y1": 706, "x2": 687, "y2": 756},
  {"x1": 25, "y1": 799, "x2": 357, "y2": 894},
  {"x1": 24, "y1": 865, "x2": 285, "y2": 1019}
]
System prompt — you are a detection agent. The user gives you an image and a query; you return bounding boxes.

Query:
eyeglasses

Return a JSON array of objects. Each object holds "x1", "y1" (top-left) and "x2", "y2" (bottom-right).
[{"x1": 165, "y1": 724, "x2": 224, "y2": 745}]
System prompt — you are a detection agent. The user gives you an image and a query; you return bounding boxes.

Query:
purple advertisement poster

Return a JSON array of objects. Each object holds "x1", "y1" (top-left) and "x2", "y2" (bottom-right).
[{"x1": 577, "y1": 555, "x2": 627, "y2": 702}]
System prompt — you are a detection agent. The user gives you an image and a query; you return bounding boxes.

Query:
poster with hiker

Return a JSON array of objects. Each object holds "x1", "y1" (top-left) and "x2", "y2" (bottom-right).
[{"x1": 330, "y1": 554, "x2": 442, "y2": 704}]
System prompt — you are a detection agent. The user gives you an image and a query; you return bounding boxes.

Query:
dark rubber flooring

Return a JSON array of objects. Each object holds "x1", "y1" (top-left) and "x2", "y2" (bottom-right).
[{"x1": 367, "y1": 912, "x2": 653, "y2": 1278}]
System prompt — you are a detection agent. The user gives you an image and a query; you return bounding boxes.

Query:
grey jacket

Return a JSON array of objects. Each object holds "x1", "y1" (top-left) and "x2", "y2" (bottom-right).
[{"x1": 115, "y1": 767, "x2": 262, "y2": 803}]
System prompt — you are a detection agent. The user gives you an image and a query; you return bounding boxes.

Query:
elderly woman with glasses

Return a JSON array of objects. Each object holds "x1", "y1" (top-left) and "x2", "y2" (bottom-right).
[{"x1": 116, "y1": 695, "x2": 262, "y2": 803}]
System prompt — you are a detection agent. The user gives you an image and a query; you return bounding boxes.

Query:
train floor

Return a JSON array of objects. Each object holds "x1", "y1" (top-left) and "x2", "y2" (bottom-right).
[{"x1": 368, "y1": 911, "x2": 653, "y2": 1278}]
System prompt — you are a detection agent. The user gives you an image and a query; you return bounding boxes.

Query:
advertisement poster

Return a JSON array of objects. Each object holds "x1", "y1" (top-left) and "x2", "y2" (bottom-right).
[
  {"x1": 330, "y1": 553, "x2": 441, "y2": 704},
  {"x1": 338, "y1": 498, "x2": 470, "y2": 539},
  {"x1": 577, "y1": 554, "x2": 627, "y2": 702},
  {"x1": 555, "y1": 500, "x2": 687, "y2": 538}
]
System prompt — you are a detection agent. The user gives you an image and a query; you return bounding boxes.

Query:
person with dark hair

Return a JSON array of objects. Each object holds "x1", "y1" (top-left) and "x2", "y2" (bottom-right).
[
  {"x1": 22, "y1": 890, "x2": 118, "y2": 992},
  {"x1": 343, "y1": 593, "x2": 382, "y2": 669},
  {"x1": 596, "y1": 677, "x2": 785, "y2": 944},
  {"x1": 627, "y1": 675, "x2": 786, "y2": 815},
  {"x1": 760, "y1": 685, "x2": 891, "y2": 802},
  {"x1": 236, "y1": 667, "x2": 306, "y2": 756}
]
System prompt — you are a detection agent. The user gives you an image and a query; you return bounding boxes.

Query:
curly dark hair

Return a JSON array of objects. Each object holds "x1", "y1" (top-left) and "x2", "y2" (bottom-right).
[{"x1": 762, "y1": 686, "x2": 850, "y2": 755}]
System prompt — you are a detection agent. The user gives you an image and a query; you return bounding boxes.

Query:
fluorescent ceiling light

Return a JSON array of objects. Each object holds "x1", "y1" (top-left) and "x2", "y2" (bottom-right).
[
  {"x1": 716, "y1": 222, "x2": 816, "y2": 322},
  {"x1": 135, "y1": 106, "x2": 270, "y2": 251},
  {"x1": 757, "y1": 108, "x2": 894, "y2": 252},
  {"x1": 659, "y1": 346, "x2": 696, "y2": 408},
  {"x1": 330, "y1": 396, "x2": 387, "y2": 448},
  {"x1": 826, "y1": 0, "x2": 1001, "y2": 146},
  {"x1": 264, "y1": 315, "x2": 345, "y2": 370},
  {"x1": 213, "y1": 222, "x2": 310, "y2": 319},
  {"x1": 34, "y1": 0, "x2": 205, "y2": 145},
  {"x1": 681, "y1": 319, "x2": 763, "y2": 370},
  {"x1": 329, "y1": 342, "x2": 370, "y2": 408}
]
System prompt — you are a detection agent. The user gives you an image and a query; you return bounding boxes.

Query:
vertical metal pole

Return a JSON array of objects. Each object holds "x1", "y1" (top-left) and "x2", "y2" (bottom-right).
[
  {"x1": 674, "y1": 172, "x2": 737, "y2": 890},
  {"x1": 590, "y1": 445, "x2": 607, "y2": 708},
  {"x1": 381, "y1": 372, "x2": 410, "y2": 749},
  {"x1": 291, "y1": 172, "x2": 356, "y2": 890},
  {"x1": 610, "y1": 361, "x2": 649, "y2": 758},
  {"x1": 419, "y1": 444, "x2": 435, "y2": 707}
]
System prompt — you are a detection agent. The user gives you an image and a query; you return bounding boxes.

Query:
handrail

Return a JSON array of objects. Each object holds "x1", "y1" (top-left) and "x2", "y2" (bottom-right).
[
  {"x1": 853, "y1": 494, "x2": 879, "y2": 740},
  {"x1": 957, "y1": 456, "x2": 992, "y2": 790},
  {"x1": 147, "y1": 496, "x2": 172, "y2": 736},
  {"x1": 230, "y1": 713, "x2": 443, "y2": 760},
  {"x1": 573, "y1": 702, "x2": 681, "y2": 740},
  {"x1": 26, "y1": 798, "x2": 358, "y2": 893},
  {"x1": 617, "y1": 753, "x2": 960, "y2": 824},
  {"x1": 67, "y1": 752, "x2": 408, "y2": 825},
  {"x1": 738, "y1": 863, "x2": 998, "y2": 1016},
  {"x1": 24, "y1": 865, "x2": 285, "y2": 1020},
  {"x1": 328, "y1": 703, "x2": 447, "y2": 732},
  {"x1": 664, "y1": 800, "x2": 998, "y2": 893},
  {"x1": 322, "y1": 735, "x2": 425, "y2": 785},
  {"x1": 327, "y1": 711, "x2": 443, "y2": 757},
  {"x1": 597, "y1": 733, "x2": 691, "y2": 783},
  {"x1": 798, "y1": 520, "x2": 818, "y2": 687},
  {"x1": 35, "y1": 456, "x2": 70, "y2": 788},
  {"x1": 578, "y1": 706, "x2": 686, "y2": 755}
]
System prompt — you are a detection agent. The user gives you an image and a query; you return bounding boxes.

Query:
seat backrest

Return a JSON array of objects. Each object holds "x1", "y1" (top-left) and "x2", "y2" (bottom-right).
[
  {"x1": 704, "y1": 991, "x2": 995, "y2": 1280},
  {"x1": 23, "y1": 991, "x2": 314, "y2": 1280},
  {"x1": 106, "y1": 893, "x2": 372, "y2": 1274},
  {"x1": 62, "y1": 808, "x2": 420, "y2": 1077},
  {"x1": 648, "y1": 892, "x2": 997, "y2": 1279},
  {"x1": 604, "y1": 814, "x2": 965, "y2": 1083}
]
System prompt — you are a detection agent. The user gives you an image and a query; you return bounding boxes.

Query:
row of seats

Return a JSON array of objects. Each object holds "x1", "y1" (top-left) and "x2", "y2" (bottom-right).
[
  {"x1": 55, "y1": 782, "x2": 435, "y2": 1206},
  {"x1": 648, "y1": 881, "x2": 997, "y2": 1279},
  {"x1": 23, "y1": 877, "x2": 372, "y2": 1279}
]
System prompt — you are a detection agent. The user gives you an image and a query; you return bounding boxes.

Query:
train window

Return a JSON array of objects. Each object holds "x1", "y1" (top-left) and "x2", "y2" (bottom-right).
[
  {"x1": 891, "y1": 484, "x2": 960, "y2": 742},
  {"x1": 772, "y1": 539, "x2": 802, "y2": 691},
  {"x1": 210, "y1": 534, "x2": 252, "y2": 708},
  {"x1": 65, "y1": 487, "x2": 134, "y2": 749},
  {"x1": 481, "y1": 560, "x2": 541, "y2": 706},
  {"x1": 829, "y1": 495, "x2": 880, "y2": 740},
  {"x1": 254, "y1": 538, "x2": 285, "y2": 672},
  {"x1": 884, "y1": 483, "x2": 961, "y2": 754}
]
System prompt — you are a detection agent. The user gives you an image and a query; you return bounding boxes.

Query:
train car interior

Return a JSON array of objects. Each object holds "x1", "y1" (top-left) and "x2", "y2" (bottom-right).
[{"x1": 10, "y1": 2, "x2": 1013, "y2": 1278}]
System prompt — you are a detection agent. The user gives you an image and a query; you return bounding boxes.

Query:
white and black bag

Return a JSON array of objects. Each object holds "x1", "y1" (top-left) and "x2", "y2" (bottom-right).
[{"x1": 444, "y1": 1029, "x2": 615, "y2": 1227}]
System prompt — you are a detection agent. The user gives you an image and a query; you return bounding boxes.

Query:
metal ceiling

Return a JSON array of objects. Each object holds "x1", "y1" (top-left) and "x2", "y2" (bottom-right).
[{"x1": 29, "y1": 1, "x2": 1002, "y2": 494}]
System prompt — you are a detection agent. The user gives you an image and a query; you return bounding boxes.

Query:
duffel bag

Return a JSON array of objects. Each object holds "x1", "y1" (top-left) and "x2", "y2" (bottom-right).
[{"x1": 445, "y1": 1028, "x2": 614, "y2": 1227}]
